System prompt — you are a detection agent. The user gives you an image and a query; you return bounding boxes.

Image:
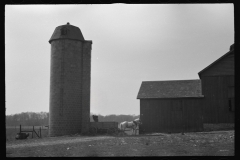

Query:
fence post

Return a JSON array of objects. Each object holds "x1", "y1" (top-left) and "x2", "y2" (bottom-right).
[
  {"x1": 40, "y1": 127, "x2": 41, "y2": 138},
  {"x1": 32, "y1": 126, "x2": 34, "y2": 138}
]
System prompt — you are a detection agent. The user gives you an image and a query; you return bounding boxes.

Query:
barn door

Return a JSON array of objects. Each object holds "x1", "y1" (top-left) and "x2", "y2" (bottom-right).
[
  {"x1": 140, "y1": 100, "x2": 149, "y2": 134},
  {"x1": 140, "y1": 104, "x2": 153, "y2": 134},
  {"x1": 180, "y1": 100, "x2": 185, "y2": 133},
  {"x1": 170, "y1": 100, "x2": 183, "y2": 133},
  {"x1": 181, "y1": 99, "x2": 204, "y2": 132},
  {"x1": 139, "y1": 106, "x2": 144, "y2": 134}
]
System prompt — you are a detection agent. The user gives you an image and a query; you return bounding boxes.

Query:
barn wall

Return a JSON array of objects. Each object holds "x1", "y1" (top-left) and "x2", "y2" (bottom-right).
[
  {"x1": 140, "y1": 98, "x2": 203, "y2": 134},
  {"x1": 201, "y1": 76, "x2": 235, "y2": 123},
  {"x1": 200, "y1": 54, "x2": 234, "y2": 77}
]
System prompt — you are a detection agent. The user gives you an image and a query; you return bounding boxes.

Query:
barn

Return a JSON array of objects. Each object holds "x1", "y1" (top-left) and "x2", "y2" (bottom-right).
[
  {"x1": 137, "y1": 80, "x2": 204, "y2": 134},
  {"x1": 137, "y1": 44, "x2": 234, "y2": 134},
  {"x1": 198, "y1": 44, "x2": 235, "y2": 123}
]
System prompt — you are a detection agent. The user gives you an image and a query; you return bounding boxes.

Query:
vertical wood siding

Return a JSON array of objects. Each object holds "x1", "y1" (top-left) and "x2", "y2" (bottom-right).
[
  {"x1": 201, "y1": 76, "x2": 234, "y2": 123},
  {"x1": 140, "y1": 98, "x2": 203, "y2": 134},
  {"x1": 182, "y1": 99, "x2": 203, "y2": 132}
]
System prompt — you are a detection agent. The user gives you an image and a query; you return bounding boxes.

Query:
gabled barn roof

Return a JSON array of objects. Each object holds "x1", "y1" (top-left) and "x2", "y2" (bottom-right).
[
  {"x1": 198, "y1": 44, "x2": 234, "y2": 78},
  {"x1": 137, "y1": 79, "x2": 203, "y2": 99}
]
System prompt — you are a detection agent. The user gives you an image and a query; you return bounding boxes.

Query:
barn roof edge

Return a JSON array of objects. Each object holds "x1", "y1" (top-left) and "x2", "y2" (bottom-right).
[{"x1": 198, "y1": 44, "x2": 234, "y2": 78}]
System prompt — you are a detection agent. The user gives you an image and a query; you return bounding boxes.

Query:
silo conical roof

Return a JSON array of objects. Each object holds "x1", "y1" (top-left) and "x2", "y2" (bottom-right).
[{"x1": 49, "y1": 22, "x2": 85, "y2": 43}]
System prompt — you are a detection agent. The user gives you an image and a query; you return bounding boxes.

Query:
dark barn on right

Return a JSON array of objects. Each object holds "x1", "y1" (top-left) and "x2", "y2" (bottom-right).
[
  {"x1": 137, "y1": 44, "x2": 234, "y2": 134},
  {"x1": 198, "y1": 44, "x2": 235, "y2": 124}
]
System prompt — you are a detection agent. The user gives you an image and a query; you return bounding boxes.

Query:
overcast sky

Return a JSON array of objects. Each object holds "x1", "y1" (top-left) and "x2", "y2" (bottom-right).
[{"x1": 5, "y1": 4, "x2": 234, "y2": 116}]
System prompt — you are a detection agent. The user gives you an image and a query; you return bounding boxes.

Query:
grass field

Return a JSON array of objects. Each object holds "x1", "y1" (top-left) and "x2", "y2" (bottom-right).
[{"x1": 6, "y1": 130, "x2": 234, "y2": 156}]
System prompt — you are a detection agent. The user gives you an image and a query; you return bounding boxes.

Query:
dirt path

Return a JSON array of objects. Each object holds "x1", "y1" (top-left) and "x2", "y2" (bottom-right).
[{"x1": 6, "y1": 136, "x2": 115, "y2": 149}]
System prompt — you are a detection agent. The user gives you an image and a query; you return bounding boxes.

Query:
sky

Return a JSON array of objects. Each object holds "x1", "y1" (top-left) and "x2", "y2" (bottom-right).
[{"x1": 5, "y1": 4, "x2": 234, "y2": 116}]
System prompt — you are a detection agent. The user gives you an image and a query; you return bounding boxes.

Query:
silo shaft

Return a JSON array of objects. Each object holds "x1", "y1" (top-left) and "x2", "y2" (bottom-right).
[{"x1": 49, "y1": 23, "x2": 92, "y2": 136}]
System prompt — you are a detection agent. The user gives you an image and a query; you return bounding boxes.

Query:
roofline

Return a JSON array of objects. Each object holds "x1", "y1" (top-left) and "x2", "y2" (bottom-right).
[
  {"x1": 141, "y1": 79, "x2": 201, "y2": 83},
  {"x1": 49, "y1": 38, "x2": 92, "y2": 44},
  {"x1": 198, "y1": 46, "x2": 234, "y2": 78},
  {"x1": 49, "y1": 23, "x2": 87, "y2": 44},
  {"x1": 137, "y1": 96, "x2": 204, "y2": 99}
]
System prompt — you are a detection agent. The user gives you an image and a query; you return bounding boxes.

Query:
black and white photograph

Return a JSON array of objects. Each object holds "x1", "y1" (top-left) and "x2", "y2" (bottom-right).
[{"x1": 6, "y1": 4, "x2": 234, "y2": 157}]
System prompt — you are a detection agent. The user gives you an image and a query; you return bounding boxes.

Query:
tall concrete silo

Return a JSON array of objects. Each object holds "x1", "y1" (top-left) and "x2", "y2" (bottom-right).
[{"x1": 49, "y1": 23, "x2": 92, "y2": 136}]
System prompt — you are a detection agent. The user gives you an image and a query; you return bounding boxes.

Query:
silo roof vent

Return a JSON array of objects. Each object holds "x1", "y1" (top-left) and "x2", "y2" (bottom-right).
[
  {"x1": 49, "y1": 23, "x2": 85, "y2": 43},
  {"x1": 230, "y1": 43, "x2": 234, "y2": 51}
]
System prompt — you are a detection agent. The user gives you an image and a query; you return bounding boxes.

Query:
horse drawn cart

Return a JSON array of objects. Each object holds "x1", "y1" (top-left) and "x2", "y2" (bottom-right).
[{"x1": 89, "y1": 122, "x2": 119, "y2": 135}]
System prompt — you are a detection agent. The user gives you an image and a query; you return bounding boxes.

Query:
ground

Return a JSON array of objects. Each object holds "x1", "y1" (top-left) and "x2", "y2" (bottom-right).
[{"x1": 6, "y1": 130, "x2": 234, "y2": 157}]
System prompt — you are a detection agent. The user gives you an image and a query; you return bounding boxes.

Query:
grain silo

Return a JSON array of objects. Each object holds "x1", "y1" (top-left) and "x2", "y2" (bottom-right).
[{"x1": 48, "y1": 23, "x2": 92, "y2": 136}]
